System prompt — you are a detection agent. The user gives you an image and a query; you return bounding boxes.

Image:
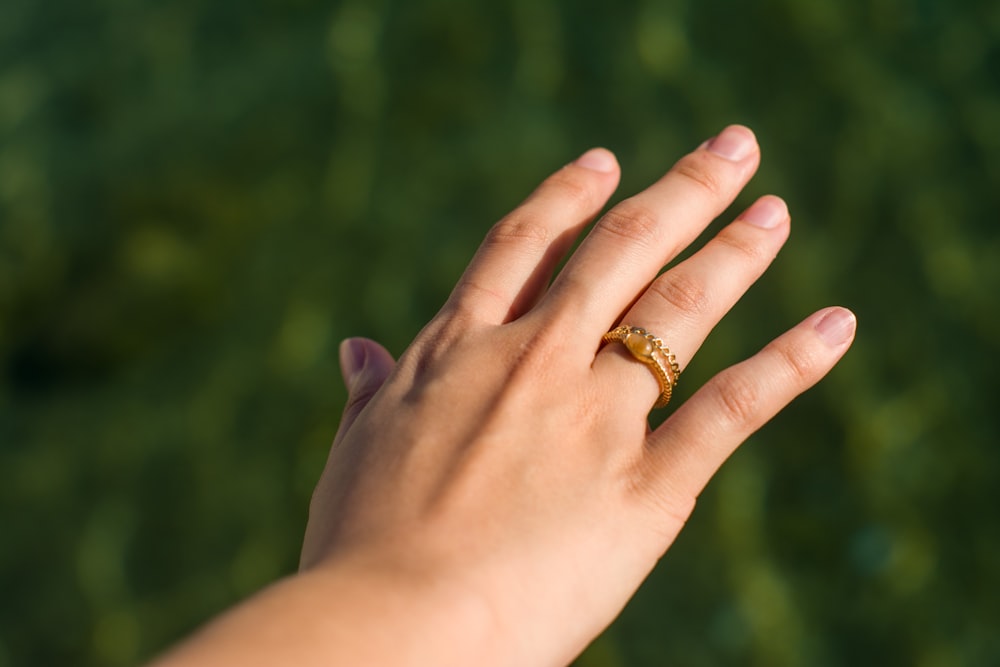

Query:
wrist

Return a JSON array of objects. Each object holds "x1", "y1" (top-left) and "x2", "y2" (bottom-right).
[{"x1": 308, "y1": 551, "x2": 503, "y2": 667}]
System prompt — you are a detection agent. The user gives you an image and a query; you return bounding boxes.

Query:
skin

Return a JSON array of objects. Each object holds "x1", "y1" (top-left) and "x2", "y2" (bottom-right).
[{"x1": 151, "y1": 125, "x2": 856, "y2": 667}]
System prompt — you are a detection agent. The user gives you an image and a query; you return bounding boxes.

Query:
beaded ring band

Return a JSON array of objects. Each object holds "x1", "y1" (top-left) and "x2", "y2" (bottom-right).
[{"x1": 602, "y1": 325, "x2": 681, "y2": 409}]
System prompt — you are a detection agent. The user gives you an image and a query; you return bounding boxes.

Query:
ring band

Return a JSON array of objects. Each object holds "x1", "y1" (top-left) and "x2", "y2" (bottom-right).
[{"x1": 602, "y1": 325, "x2": 681, "y2": 408}]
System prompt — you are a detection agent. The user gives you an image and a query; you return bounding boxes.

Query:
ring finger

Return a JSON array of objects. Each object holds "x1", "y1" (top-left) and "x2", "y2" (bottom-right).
[{"x1": 593, "y1": 195, "x2": 791, "y2": 412}]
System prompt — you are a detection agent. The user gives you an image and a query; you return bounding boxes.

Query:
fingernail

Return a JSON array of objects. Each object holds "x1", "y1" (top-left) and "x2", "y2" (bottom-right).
[
  {"x1": 574, "y1": 148, "x2": 617, "y2": 173},
  {"x1": 339, "y1": 338, "x2": 367, "y2": 386},
  {"x1": 815, "y1": 308, "x2": 857, "y2": 347},
  {"x1": 741, "y1": 196, "x2": 787, "y2": 229},
  {"x1": 705, "y1": 125, "x2": 756, "y2": 161}
]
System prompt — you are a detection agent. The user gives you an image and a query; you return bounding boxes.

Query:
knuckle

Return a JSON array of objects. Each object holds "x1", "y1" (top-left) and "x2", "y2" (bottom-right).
[
  {"x1": 714, "y1": 227, "x2": 770, "y2": 264},
  {"x1": 649, "y1": 491, "x2": 697, "y2": 536},
  {"x1": 544, "y1": 170, "x2": 596, "y2": 208},
  {"x1": 518, "y1": 320, "x2": 565, "y2": 364},
  {"x1": 406, "y1": 308, "x2": 478, "y2": 369},
  {"x1": 672, "y1": 156, "x2": 725, "y2": 198},
  {"x1": 486, "y1": 214, "x2": 550, "y2": 252},
  {"x1": 647, "y1": 271, "x2": 708, "y2": 316},
  {"x1": 596, "y1": 201, "x2": 660, "y2": 248},
  {"x1": 449, "y1": 278, "x2": 509, "y2": 316},
  {"x1": 628, "y1": 461, "x2": 698, "y2": 534},
  {"x1": 710, "y1": 371, "x2": 762, "y2": 428},
  {"x1": 772, "y1": 339, "x2": 820, "y2": 384}
]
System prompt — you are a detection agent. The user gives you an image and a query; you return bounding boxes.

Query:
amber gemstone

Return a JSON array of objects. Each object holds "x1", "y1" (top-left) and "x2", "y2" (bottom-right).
[{"x1": 624, "y1": 332, "x2": 654, "y2": 360}]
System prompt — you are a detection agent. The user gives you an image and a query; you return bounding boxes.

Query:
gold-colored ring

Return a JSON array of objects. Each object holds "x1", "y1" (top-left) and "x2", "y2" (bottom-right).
[{"x1": 602, "y1": 325, "x2": 681, "y2": 408}]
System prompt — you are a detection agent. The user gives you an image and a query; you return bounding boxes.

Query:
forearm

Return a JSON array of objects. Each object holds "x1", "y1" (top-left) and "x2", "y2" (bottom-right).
[{"x1": 149, "y1": 557, "x2": 497, "y2": 667}]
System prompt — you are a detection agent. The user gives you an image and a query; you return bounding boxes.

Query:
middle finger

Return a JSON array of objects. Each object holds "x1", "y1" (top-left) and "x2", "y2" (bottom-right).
[{"x1": 537, "y1": 125, "x2": 760, "y2": 337}]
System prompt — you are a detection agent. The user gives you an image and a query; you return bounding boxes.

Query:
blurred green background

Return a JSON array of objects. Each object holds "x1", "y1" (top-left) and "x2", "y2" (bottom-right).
[{"x1": 2, "y1": 0, "x2": 999, "y2": 665}]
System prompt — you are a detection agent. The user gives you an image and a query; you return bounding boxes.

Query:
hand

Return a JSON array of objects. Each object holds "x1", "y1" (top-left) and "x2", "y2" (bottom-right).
[{"x1": 299, "y1": 125, "x2": 856, "y2": 666}]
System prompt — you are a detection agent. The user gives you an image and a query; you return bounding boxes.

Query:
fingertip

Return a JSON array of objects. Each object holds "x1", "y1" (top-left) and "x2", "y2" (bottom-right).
[
  {"x1": 739, "y1": 195, "x2": 789, "y2": 230},
  {"x1": 574, "y1": 147, "x2": 618, "y2": 174},
  {"x1": 704, "y1": 124, "x2": 758, "y2": 162},
  {"x1": 760, "y1": 193, "x2": 788, "y2": 216},
  {"x1": 813, "y1": 307, "x2": 857, "y2": 348}
]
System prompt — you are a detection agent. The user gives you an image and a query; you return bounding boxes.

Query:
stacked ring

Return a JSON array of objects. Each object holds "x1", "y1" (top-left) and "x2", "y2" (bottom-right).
[{"x1": 602, "y1": 325, "x2": 681, "y2": 408}]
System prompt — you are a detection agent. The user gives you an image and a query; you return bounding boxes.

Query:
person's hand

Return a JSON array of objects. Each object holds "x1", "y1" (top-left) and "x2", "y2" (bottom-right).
[{"x1": 299, "y1": 125, "x2": 855, "y2": 666}]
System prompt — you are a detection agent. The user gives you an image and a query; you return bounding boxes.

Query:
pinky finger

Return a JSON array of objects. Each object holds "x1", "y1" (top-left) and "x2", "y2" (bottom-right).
[{"x1": 642, "y1": 307, "x2": 857, "y2": 505}]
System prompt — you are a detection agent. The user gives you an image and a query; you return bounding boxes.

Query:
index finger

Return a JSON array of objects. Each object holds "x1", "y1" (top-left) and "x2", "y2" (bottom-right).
[{"x1": 446, "y1": 149, "x2": 621, "y2": 325}]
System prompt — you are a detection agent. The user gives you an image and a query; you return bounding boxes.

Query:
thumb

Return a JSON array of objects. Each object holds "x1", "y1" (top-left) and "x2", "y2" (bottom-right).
[{"x1": 336, "y1": 337, "x2": 396, "y2": 438}]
